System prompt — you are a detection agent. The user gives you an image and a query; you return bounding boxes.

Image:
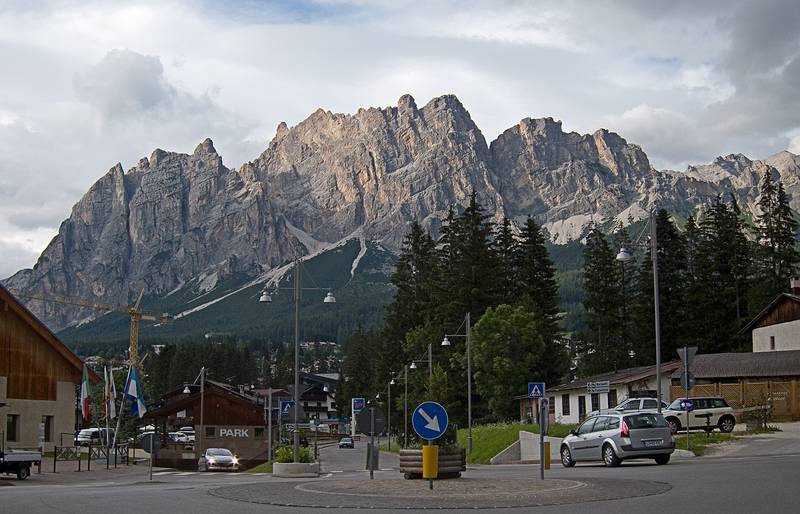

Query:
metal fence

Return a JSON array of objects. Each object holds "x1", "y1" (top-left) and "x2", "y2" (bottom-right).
[{"x1": 670, "y1": 380, "x2": 800, "y2": 420}]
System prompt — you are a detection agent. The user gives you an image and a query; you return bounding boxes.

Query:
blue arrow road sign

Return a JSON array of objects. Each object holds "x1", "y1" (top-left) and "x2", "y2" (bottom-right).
[
  {"x1": 280, "y1": 400, "x2": 295, "y2": 417},
  {"x1": 412, "y1": 401, "x2": 449, "y2": 441},
  {"x1": 528, "y1": 382, "x2": 546, "y2": 398}
]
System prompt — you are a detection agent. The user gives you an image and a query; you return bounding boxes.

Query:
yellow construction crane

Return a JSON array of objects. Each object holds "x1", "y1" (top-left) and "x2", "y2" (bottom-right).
[{"x1": 14, "y1": 288, "x2": 171, "y2": 366}]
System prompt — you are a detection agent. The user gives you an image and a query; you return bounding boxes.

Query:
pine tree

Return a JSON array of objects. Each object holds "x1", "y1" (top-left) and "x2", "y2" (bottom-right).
[
  {"x1": 514, "y1": 217, "x2": 567, "y2": 383},
  {"x1": 492, "y1": 217, "x2": 518, "y2": 305},
  {"x1": 692, "y1": 197, "x2": 753, "y2": 352},
  {"x1": 774, "y1": 183, "x2": 800, "y2": 287},
  {"x1": 631, "y1": 210, "x2": 688, "y2": 363},
  {"x1": 580, "y1": 227, "x2": 625, "y2": 374}
]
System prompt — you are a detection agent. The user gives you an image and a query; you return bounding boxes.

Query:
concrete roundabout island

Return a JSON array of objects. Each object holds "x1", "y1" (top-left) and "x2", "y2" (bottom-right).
[{"x1": 209, "y1": 477, "x2": 672, "y2": 509}]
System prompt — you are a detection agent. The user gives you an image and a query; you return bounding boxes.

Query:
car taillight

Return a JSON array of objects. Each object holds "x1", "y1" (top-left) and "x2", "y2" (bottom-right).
[{"x1": 621, "y1": 420, "x2": 630, "y2": 438}]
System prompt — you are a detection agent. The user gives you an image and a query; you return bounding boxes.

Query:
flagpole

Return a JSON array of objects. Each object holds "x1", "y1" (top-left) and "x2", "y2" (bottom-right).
[{"x1": 110, "y1": 367, "x2": 131, "y2": 452}]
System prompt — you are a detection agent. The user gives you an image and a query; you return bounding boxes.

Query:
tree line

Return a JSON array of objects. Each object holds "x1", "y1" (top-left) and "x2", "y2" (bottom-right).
[
  {"x1": 579, "y1": 170, "x2": 799, "y2": 375},
  {"x1": 340, "y1": 192, "x2": 569, "y2": 429}
]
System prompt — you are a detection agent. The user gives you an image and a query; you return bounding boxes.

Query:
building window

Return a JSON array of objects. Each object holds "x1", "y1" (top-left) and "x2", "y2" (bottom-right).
[
  {"x1": 548, "y1": 396, "x2": 555, "y2": 414},
  {"x1": 43, "y1": 416, "x2": 53, "y2": 442},
  {"x1": 591, "y1": 393, "x2": 600, "y2": 411},
  {"x1": 255, "y1": 428, "x2": 265, "y2": 438},
  {"x1": 205, "y1": 426, "x2": 215, "y2": 438},
  {"x1": 608, "y1": 390, "x2": 617, "y2": 408},
  {"x1": 578, "y1": 396, "x2": 586, "y2": 419},
  {"x1": 562, "y1": 395, "x2": 571, "y2": 416},
  {"x1": 6, "y1": 414, "x2": 19, "y2": 442},
  {"x1": 770, "y1": 336, "x2": 776, "y2": 350}
]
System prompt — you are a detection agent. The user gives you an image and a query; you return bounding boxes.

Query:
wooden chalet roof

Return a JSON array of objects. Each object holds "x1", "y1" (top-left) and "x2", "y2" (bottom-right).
[
  {"x1": 739, "y1": 293, "x2": 800, "y2": 334},
  {"x1": 0, "y1": 284, "x2": 100, "y2": 383},
  {"x1": 669, "y1": 351, "x2": 800, "y2": 379}
]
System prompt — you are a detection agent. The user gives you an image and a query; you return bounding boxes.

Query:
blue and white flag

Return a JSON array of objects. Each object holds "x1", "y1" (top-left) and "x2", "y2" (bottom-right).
[{"x1": 123, "y1": 367, "x2": 147, "y2": 418}]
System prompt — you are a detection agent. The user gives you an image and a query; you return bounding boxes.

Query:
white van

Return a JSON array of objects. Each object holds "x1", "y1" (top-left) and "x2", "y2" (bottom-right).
[{"x1": 75, "y1": 428, "x2": 115, "y2": 447}]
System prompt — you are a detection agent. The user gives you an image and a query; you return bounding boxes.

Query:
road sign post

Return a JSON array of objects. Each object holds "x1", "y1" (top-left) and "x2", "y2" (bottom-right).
[
  {"x1": 539, "y1": 397, "x2": 550, "y2": 480},
  {"x1": 412, "y1": 402, "x2": 449, "y2": 491},
  {"x1": 528, "y1": 382, "x2": 545, "y2": 399},
  {"x1": 351, "y1": 398, "x2": 365, "y2": 437},
  {"x1": 677, "y1": 347, "x2": 698, "y2": 452},
  {"x1": 587, "y1": 381, "x2": 610, "y2": 394}
]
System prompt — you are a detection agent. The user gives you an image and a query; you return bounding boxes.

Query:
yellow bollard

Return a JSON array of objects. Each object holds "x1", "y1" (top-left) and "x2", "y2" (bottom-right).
[
  {"x1": 422, "y1": 445, "x2": 439, "y2": 479},
  {"x1": 543, "y1": 441, "x2": 551, "y2": 470}
]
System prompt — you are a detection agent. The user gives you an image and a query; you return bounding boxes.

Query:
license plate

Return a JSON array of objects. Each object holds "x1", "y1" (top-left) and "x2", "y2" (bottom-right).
[{"x1": 643, "y1": 440, "x2": 663, "y2": 447}]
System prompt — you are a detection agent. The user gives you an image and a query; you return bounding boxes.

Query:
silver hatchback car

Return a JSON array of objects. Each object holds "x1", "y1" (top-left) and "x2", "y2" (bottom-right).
[{"x1": 560, "y1": 412, "x2": 675, "y2": 467}]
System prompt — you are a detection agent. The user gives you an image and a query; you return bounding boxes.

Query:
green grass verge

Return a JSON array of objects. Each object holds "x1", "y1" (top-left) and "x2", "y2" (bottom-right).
[
  {"x1": 456, "y1": 423, "x2": 578, "y2": 465},
  {"x1": 244, "y1": 461, "x2": 273, "y2": 473}
]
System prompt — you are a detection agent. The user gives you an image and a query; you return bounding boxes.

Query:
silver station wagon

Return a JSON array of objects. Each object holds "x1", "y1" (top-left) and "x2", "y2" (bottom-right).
[{"x1": 560, "y1": 412, "x2": 675, "y2": 467}]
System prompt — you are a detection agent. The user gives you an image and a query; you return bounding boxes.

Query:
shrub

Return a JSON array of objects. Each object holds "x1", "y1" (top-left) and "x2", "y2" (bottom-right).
[{"x1": 275, "y1": 445, "x2": 313, "y2": 463}]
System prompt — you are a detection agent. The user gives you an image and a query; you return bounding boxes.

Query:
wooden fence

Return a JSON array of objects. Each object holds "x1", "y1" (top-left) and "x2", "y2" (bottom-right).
[{"x1": 670, "y1": 380, "x2": 800, "y2": 420}]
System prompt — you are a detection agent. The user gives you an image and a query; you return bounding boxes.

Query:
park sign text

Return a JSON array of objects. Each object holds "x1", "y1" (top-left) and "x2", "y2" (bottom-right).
[{"x1": 219, "y1": 428, "x2": 250, "y2": 437}]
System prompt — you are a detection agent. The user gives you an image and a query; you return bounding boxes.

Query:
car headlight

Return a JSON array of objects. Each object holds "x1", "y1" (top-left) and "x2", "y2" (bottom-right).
[{"x1": 232, "y1": 457, "x2": 239, "y2": 465}]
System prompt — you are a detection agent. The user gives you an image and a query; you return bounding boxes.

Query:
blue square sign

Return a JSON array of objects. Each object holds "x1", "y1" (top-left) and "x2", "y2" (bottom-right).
[{"x1": 528, "y1": 382, "x2": 545, "y2": 398}]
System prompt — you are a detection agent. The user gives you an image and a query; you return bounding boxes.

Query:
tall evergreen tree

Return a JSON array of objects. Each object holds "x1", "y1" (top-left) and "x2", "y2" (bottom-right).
[
  {"x1": 774, "y1": 183, "x2": 799, "y2": 287},
  {"x1": 514, "y1": 217, "x2": 567, "y2": 383},
  {"x1": 692, "y1": 197, "x2": 753, "y2": 352},
  {"x1": 493, "y1": 217, "x2": 518, "y2": 305},
  {"x1": 631, "y1": 210, "x2": 689, "y2": 364},
  {"x1": 580, "y1": 227, "x2": 625, "y2": 374}
]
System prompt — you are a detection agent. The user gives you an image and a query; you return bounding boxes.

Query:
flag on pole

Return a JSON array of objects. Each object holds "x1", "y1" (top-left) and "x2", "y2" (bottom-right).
[
  {"x1": 105, "y1": 366, "x2": 117, "y2": 419},
  {"x1": 80, "y1": 364, "x2": 91, "y2": 421},
  {"x1": 123, "y1": 367, "x2": 147, "y2": 418}
]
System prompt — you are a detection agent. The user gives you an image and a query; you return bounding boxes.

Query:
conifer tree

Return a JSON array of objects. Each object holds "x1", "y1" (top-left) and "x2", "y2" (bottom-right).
[
  {"x1": 493, "y1": 217, "x2": 518, "y2": 305},
  {"x1": 514, "y1": 217, "x2": 567, "y2": 383},
  {"x1": 631, "y1": 210, "x2": 688, "y2": 363},
  {"x1": 580, "y1": 227, "x2": 624, "y2": 374}
]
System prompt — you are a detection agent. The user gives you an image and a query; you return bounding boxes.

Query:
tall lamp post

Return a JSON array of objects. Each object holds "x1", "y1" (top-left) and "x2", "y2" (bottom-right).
[
  {"x1": 441, "y1": 312, "x2": 472, "y2": 454},
  {"x1": 616, "y1": 208, "x2": 662, "y2": 412},
  {"x1": 259, "y1": 258, "x2": 336, "y2": 463},
  {"x1": 183, "y1": 367, "x2": 206, "y2": 455}
]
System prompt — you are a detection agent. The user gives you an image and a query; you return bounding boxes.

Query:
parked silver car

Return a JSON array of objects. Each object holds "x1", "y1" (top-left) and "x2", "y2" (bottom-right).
[{"x1": 560, "y1": 412, "x2": 675, "y2": 467}]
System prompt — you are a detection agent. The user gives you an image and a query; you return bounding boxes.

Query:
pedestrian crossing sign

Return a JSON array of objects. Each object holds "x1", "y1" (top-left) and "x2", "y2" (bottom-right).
[{"x1": 528, "y1": 382, "x2": 545, "y2": 398}]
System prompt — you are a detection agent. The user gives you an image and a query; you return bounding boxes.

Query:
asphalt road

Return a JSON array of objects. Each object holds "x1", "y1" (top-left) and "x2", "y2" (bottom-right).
[{"x1": 2, "y1": 434, "x2": 799, "y2": 513}]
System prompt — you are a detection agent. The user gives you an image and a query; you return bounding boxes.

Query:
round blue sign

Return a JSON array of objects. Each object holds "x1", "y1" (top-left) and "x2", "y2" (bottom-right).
[{"x1": 412, "y1": 401, "x2": 449, "y2": 440}]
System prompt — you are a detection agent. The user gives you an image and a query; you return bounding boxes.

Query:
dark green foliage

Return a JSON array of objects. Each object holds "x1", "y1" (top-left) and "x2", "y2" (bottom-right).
[
  {"x1": 751, "y1": 171, "x2": 800, "y2": 309},
  {"x1": 471, "y1": 305, "x2": 547, "y2": 420},
  {"x1": 579, "y1": 227, "x2": 627, "y2": 374},
  {"x1": 631, "y1": 210, "x2": 689, "y2": 363}
]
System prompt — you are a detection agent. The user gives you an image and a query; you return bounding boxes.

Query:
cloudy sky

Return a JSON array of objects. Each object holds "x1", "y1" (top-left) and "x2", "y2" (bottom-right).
[{"x1": 1, "y1": 0, "x2": 799, "y2": 279}]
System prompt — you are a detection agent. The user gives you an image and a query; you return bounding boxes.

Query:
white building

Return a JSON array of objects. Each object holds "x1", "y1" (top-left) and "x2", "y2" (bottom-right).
[
  {"x1": 519, "y1": 362, "x2": 681, "y2": 425},
  {"x1": 740, "y1": 280, "x2": 800, "y2": 352}
]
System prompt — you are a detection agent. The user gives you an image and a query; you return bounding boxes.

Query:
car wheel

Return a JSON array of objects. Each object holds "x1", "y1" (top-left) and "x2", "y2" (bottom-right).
[
  {"x1": 666, "y1": 417, "x2": 681, "y2": 434},
  {"x1": 602, "y1": 444, "x2": 621, "y2": 467},
  {"x1": 560, "y1": 445, "x2": 576, "y2": 468},
  {"x1": 17, "y1": 466, "x2": 30, "y2": 480},
  {"x1": 718, "y1": 415, "x2": 735, "y2": 433},
  {"x1": 654, "y1": 454, "x2": 670, "y2": 465}
]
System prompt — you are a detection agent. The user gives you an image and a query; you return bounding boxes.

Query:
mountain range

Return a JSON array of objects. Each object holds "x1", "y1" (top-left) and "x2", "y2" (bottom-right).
[{"x1": 4, "y1": 94, "x2": 799, "y2": 340}]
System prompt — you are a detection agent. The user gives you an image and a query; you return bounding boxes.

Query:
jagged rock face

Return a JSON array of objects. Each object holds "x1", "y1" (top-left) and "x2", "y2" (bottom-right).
[
  {"x1": 490, "y1": 118, "x2": 653, "y2": 227},
  {"x1": 4, "y1": 94, "x2": 800, "y2": 330},
  {"x1": 243, "y1": 94, "x2": 504, "y2": 249},
  {"x1": 5, "y1": 139, "x2": 300, "y2": 328}
]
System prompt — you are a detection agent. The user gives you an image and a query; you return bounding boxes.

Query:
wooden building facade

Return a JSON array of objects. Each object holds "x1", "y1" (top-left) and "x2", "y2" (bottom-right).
[
  {"x1": 0, "y1": 285, "x2": 99, "y2": 451},
  {"x1": 146, "y1": 381, "x2": 269, "y2": 469}
]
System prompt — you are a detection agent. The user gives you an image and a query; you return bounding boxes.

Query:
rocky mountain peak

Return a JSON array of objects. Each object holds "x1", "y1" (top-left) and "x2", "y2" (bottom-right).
[{"x1": 193, "y1": 138, "x2": 217, "y2": 155}]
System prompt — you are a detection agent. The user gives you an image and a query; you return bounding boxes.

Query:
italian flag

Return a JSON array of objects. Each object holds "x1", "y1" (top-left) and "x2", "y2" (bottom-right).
[{"x1": 80, "y1": 364, "x2": 91, "y2": 421}]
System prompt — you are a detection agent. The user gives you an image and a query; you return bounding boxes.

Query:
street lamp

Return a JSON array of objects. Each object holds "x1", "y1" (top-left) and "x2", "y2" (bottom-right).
[
  {"x1": 259, "y1": 258, "x2": 336, "y2": 462},
  {"x1": 616, "y1": 209, "x2": 663, "y2": 413},
  {"x1": 442, "y1": 312, "x2": 473, "y2": 454},
  {"x1": 184, "y1": 367, "x2": 207, "y2": 455}
]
